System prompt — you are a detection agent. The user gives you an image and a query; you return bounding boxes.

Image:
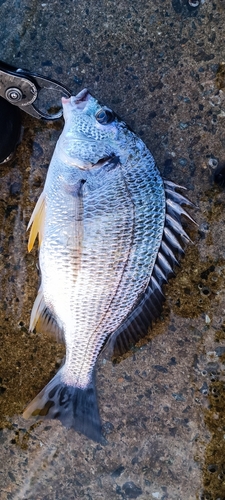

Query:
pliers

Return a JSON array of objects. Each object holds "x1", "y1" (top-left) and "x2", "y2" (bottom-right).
[
  {"x1": 0, "y1": 60, "x2": 72, "y2": 163},
  {"x1": 0, "y1": 60, "x2": 71, "y2": 120}
]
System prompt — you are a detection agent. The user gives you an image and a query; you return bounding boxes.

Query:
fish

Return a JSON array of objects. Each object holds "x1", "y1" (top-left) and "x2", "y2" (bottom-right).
[{"x1": 23, "y1": 88, "x2": 194, "y2": 442}]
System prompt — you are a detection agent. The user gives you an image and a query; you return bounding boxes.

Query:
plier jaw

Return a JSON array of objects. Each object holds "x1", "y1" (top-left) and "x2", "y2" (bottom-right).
[{"x1": 0, "y1": 60, "x2": 71, "y2": 120}]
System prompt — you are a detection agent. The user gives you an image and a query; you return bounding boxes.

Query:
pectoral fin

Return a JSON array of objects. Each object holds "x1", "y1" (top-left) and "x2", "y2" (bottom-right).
[{"x1": 27, "y1": 191, "x2": 45, "y2": 252}]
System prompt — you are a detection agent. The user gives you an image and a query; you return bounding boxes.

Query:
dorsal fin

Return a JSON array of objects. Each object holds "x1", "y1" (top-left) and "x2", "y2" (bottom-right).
[
  {"x1": 27, "y1": 191, "x2": 46, "y2": 252},
  {"x1": 104, "y1": 180, "x2": 196, "y2": 357}
]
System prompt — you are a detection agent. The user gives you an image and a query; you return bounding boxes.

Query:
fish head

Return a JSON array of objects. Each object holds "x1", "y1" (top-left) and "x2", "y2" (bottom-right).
[{"x1": 59, "y1": 89, "x2": 127, "y2": 169}]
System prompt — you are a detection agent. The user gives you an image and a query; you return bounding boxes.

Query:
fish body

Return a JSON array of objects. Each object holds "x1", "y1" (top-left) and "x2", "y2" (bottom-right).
[{"x1": 23, "y1": 89, "x2": 193, "y2": 441}]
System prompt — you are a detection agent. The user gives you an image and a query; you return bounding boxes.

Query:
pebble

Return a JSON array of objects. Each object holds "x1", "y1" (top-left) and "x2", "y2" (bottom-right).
[
  {"x1": 208, "y1": 158, "x2": 218, "y2": 169},
  {"x1": 188, "y1": 0, "x2": 199, "y2": 6},
  {"x1": 122, "y1": 481, "x2": 143, "y2": 498},
  {"x1": 205, "y1": 314, "x2": 211, "y2": 324},
  {"x1": 199, "y1": 222, "x2": 209, "y2": 233},
  {"x1": 178, "y1": 158, "x2": 188, "y2": 166},
  {"x1": 179, "y1": 122, "x2": 189, "y2": 130}
]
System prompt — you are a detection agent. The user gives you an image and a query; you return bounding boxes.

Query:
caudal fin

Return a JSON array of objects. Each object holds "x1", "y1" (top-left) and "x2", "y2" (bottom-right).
[{"x1": 23, "y1": 369, "x2": 104, "y2": 443}]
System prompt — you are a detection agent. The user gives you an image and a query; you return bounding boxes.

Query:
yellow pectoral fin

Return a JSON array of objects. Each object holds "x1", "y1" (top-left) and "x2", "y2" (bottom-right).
[{"x1": 27, "y1": 191, "x2": 45, "y2": 252}]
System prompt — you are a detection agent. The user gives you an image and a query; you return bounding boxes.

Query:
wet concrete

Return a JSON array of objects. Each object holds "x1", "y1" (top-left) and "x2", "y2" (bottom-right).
[{"x1": 0, "y1": 0, "x2": 225, "y2": 498}]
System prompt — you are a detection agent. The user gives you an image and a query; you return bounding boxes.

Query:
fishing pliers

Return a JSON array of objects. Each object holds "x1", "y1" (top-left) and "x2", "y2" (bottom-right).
[{"x1": 0, "y1": 60, "x2": 71, "y2": 163}]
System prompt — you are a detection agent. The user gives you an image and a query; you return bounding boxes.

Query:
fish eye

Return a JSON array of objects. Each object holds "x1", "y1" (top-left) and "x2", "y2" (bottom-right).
[{"x1": 95, "y1": 108, "x2": 114, "y2": 125}]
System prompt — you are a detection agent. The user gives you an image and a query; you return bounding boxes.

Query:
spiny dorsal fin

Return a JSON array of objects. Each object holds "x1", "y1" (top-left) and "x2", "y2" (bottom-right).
[
  {"x1": 103, "y1": 181, "x2": 195, "y2": 357},
  {"x1": 27, "y1": 191, "x2": 45, "y2": 252}
]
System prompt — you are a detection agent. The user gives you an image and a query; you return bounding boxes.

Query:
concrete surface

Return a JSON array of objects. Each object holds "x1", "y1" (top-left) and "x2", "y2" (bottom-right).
[{"x1": 0, "y1": 0, "x2": 225, "y2": 498}]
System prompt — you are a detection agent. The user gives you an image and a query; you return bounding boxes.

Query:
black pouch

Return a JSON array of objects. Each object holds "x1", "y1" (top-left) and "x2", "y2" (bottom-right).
[{"x1": 0, "y1": 96, "x2": 22, "y2": 164}]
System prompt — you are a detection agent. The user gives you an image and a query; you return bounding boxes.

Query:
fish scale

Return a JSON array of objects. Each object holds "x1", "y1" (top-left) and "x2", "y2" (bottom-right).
[
  {"x1": 43, "y1": 167, "x2": 134, "y2": 359},
  {"x1": 23, "y1": 90, "x2": 194, "y2": 442}
]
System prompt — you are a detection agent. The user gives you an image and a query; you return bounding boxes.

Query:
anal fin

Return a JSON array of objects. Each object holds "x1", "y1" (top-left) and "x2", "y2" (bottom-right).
[
  {"x1": 36, "y1": 308, "x2": 65, "y2": 344},
  {"x1": 30, "y1": 287, "x2": 64, "y2": 344},
  {"x1": 29, "y1": 286, "x2": 45, "y2": 332}
]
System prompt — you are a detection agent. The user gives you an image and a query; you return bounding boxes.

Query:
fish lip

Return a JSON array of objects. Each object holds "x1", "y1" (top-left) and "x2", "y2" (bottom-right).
[
  {"x1": 73, "y1": 88, "x2": 90, "y2": 103},
  {"x1": 72, "y1": 89, "x2": 91, "y2": 110},
  {"x1": 62, "y1": 89, "x2": 91, "y2": 110}
]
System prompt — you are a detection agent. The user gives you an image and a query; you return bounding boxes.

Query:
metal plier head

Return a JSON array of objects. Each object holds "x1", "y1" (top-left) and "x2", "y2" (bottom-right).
[{"x1": 0, "y1": 60, "x2": 71, "y2": 120}]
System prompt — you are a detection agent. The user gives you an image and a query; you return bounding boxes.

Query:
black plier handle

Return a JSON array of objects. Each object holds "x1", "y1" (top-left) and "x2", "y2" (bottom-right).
[{"x1": 0, "y1": 60, "x2": 71, "y2": 120}]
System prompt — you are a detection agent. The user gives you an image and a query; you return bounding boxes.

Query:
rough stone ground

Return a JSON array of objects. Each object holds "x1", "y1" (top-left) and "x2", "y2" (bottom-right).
[{"x1": 0, "y1": 0, "x2": 225, "y2": 499}]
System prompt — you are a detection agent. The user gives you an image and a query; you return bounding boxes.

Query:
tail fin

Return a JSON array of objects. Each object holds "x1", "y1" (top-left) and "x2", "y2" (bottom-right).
[{"x1": 23, "y1": 369, "x2": 104, "y2": 443}]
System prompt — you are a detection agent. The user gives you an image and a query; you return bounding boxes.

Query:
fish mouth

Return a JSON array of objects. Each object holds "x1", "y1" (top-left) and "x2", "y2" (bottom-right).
[
  {"x1": 73, "y1": 88, "x2": 90, "y2": 105},
  {"x1": 62, "y1": 89, "x2": 91, "y2": 110}
]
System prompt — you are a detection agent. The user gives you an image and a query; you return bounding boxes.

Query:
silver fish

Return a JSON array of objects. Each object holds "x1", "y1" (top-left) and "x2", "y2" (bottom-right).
[{"x1": 23, "y1": 89, "x2": 194, "y2": 441}]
